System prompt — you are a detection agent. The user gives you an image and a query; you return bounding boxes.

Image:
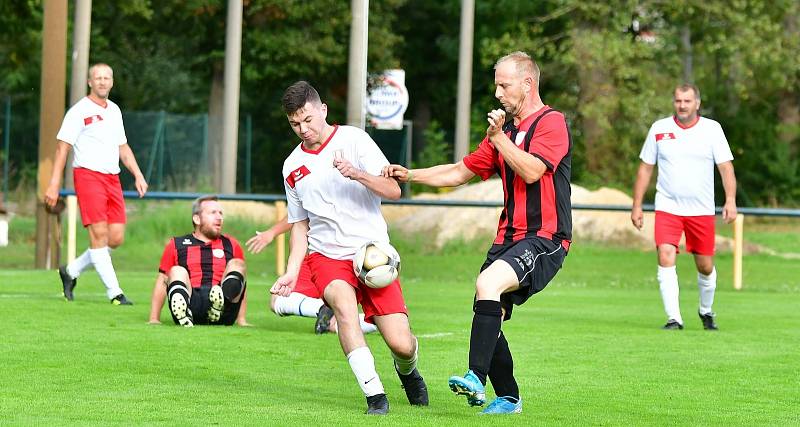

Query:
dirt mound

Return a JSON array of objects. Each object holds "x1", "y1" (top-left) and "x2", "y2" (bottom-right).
[{"x1": 383, "y1": 179, "x2": 744, "y2": 252}]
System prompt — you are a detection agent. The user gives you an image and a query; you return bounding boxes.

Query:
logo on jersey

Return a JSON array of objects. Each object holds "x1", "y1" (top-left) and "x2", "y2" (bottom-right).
[
  {"x1": 212, "y1": 248, "x2": 225, "y2": 259},
  {"x1": 83, "y1": 114, "x2": 104, "y2": 126},
  {"x1": 655, "y1": 132, "x2": 676, "y2": 142},
  {"x1": 182, "y1": 238, "x2": 193, "y2": 245},
  {"x1": 285, "y1": 165, "x2": 311, "y2": 188}
]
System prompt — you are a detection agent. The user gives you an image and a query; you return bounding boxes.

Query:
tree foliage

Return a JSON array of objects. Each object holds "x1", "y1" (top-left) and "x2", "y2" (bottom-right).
[{"x1": 1, "y1": 0, "x2": 798, "y2": 205}]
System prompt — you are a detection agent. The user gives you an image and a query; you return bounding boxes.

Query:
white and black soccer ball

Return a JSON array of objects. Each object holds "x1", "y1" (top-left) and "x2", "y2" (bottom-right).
[{"x1": 353, "y1": 241, "x2": 401, "y2": 289}]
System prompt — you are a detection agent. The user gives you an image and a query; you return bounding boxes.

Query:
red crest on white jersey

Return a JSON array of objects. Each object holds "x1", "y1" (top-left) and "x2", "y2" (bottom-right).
[
  {"x1": 655, "y1": 132, "x2": 676, "y2": 142},
  {"x1": 286, "y1": 165, "x2": 311, "y2": 188},
  {"x1": 83, "y1": 114, "x2": 104, "y2": 126}
]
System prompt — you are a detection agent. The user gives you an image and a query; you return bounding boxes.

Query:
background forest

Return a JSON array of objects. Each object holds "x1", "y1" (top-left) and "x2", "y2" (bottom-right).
[{"x1": 1, "y1": 0, "x2": 798, "y2": 206}]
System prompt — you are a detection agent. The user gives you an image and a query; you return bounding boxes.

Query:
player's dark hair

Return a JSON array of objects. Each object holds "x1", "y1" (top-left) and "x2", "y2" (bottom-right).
[
  {"x1": 192, "y1": 195, "x2": 219, "y2": 228},
  {"x1": 282, "y1": 81, "x2": 321, "y2": 114}
]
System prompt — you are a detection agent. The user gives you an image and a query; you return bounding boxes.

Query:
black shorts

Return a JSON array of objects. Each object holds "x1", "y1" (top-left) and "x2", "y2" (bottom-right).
[
  {"x1": 188, "y1": 284, "x2": 245, "y2": 326},
  {"x1": 479, "y1": 237, "x2": 567, "y2": 320}
]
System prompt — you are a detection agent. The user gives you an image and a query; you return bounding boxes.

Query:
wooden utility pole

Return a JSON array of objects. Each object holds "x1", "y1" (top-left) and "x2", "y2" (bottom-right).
[
  {"x1": 64, "y1": 0, "x2": 92, "y2": 189},
  {"x1": 35, "y1": 0, "x2": 68, "y2": 269},
  {"x1": 220, "y1": 0, "x2": 243, "y2": 194},
  {"x1": 454, "y1": 0, "x2": 475, "y2": 162},
  {"x1": 347, "y1": 0, "x2": 368, "y2": 129}
]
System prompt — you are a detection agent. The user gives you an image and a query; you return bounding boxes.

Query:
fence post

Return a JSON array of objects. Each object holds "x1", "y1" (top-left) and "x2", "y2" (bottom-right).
[
  {"x1": 732, "y1": 213, "x2": 744, "y2": 290},
  {"x1": 275, "y1": 201, "x2": 286, "y2": 276},
  {"x1": 67, "y1": 195, "x2": 78, "y2": 264}
]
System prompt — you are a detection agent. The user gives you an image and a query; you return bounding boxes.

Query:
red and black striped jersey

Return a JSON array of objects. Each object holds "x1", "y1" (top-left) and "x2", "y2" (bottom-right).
[
  {"x1": 158, "y1": 233, "x2": 244, "y2": 288},
  {"x1": 463, "y1": 106, "x2": 572, "y2": 247}
]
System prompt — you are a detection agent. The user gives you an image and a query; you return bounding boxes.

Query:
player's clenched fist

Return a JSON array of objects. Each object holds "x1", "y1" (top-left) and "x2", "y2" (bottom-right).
[
  {"x1": 382, "y1": 164, "x2": 410, "y2": 182},
  {"x1": 270, "y1": 273, "x2": 297, "y2": 297}
]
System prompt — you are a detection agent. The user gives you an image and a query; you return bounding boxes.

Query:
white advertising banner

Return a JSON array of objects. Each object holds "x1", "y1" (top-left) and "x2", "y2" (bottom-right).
[{"x1": 367, "y1": 69, "x2": 409, "y2": 130}]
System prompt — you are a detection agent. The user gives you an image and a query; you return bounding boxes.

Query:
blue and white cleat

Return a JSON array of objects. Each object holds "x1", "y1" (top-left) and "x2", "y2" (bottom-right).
[
  {"x1": 448, "y1": 370, "x2": 486, "y2": 406},
  {"x1": 479, "y1": 396, "x2": 522, "y2": 415}
]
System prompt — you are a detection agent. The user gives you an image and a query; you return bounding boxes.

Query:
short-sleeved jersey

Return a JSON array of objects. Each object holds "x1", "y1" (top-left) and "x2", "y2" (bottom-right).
[
  {"x1": 56, "y1": 97, "x2": 127, "y2": 174},
  {"x1": 463, "y1": 106, "x2": 572, "y2": 245},
  {"x1": 158, "y1": 233, "x2": 244, "y2": 288},
  {"x1": 639, "y1": 116, "x2": 733, "y2": 216},
  {"x1": 282, "y1": 125, "x2": 391, "y2": 260}
]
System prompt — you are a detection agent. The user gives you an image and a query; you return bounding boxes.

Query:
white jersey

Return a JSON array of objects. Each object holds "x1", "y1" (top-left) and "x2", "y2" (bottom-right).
[
  {"x1": 639, "y1": 116, "x2": 733, "y2": 216},
  {"x1": 283, "y1": 125, "x2": 391, "y2": 260},
  {"x1": 56, "y1": 97, "x2": 127, "y2": 174}
]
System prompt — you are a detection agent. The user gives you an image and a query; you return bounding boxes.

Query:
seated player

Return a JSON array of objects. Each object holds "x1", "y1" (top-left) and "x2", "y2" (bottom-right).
[
  {"x1": 247, "y1": 217, "x2": 377, "y2": 334},
  {"x1": 148, "y1": 195, "x2": 247, "y2": 327}
]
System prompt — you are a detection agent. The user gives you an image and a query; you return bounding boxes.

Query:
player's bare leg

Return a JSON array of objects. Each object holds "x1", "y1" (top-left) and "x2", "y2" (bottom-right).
[
  {"x1": 656, "y1": 244, "x2": 682, "y2": 328},
  {"x1": 210, "y1": 258, "x2": 246, "y2": 323},
  {"x1": 374, "y1": 313, "x2": 428, "y2": 406},
  {"x1": 107, "y1": 223, "x2": 126, "y2": 249},
  {"x1": 693, "y1": 253, "x2": 718, "y2": 329},
  {"x1": 83, "y1": 221, "x2": 128, "y2": 303},
  {"x1": 324, "y1": 280, "x2": 388, "y2": 414},
  {"x1": 450, "y1": 260, "x2": 518, "y2": 407}
]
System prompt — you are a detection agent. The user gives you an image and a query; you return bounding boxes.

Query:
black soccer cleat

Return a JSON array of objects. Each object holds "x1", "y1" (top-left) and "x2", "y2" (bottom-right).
[
  {"x1": 110, "y1": 294, "x2": 133, "y2": 306},
  {"x1": 397, "y1": 367, "x2": 429, "y2": 406},
  {"x1": 698, "y1": 311, "x2": 718, "y2": 330},
  {"x1": 59, "y1": 266, "x2": 77, "y2": 301},
  {"x1": 315, "y1": 305, "x2": 334, "y2": 335},
  {"x1": 662, "y1": 319, "x2": 684, "y2": 330},
  {"x1": 365, "y1": 393, "x2": 389, "y2": 415}
]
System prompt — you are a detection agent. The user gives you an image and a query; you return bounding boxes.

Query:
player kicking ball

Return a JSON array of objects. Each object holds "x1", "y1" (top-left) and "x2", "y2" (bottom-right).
[
  {"x1": 148, "y1": 195, "x2": 247, "y2": 326},
  {"x1": 271, "y1": 81, "x2": 428, "y2": 415}
]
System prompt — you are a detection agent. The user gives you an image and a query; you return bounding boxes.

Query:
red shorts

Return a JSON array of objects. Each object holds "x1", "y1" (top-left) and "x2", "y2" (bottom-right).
[
  {"x1": 305, "y1": 251, "x2": 407, "y2": 324},
  {"x1": 654, "y1": 210, "x2": 715, "y2": 255},
  {"x1": 73, "y1": 167, "x2": 126, "y2": 227},
  {"x1": 292, "y1": 256, "x2": 320, "y2": 298}
]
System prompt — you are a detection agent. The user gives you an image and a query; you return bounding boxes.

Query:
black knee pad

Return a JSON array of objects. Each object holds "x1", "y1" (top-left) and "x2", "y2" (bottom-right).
[{"x1": 221, "y1": 272, "x2": 244, "y2": 301}]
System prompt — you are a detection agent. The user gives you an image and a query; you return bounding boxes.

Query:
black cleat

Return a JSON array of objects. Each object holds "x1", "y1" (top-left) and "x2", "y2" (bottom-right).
[
  {"x1": 662, "y1": 319, "x2": 684, "y2": 330},
  {"x1": 365, "y1": 393, "x2": 389, "y2": 415},
  {"x1": 315, "y1": 305, "x2": 334, "y2": 335},
  {"x1": 397, "y1": 368, "x2": 429, "y2": 406},
  {"x1": 699, "y1": 311, "x2": 718, "y2": 330},
  {"x1": 110, "y1": 294, "x2": 133, "y2": 306},
  {"x1": 59, "y1": 266, "x2": 77, "y2": 301}
]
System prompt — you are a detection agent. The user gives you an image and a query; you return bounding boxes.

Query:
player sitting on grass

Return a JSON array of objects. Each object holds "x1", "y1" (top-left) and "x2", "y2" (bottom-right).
[
  {"x1": 147, "y1": 195, "x2": 247, "y2": 327},
  {"x1": 247, "y1": 217, "x2": 378, "y2": 335}
]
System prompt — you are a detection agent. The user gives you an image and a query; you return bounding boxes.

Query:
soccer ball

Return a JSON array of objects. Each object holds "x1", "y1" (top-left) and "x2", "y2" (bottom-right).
[{"x1": 353, "y1": 241, "x2": 401, "y2": 289}]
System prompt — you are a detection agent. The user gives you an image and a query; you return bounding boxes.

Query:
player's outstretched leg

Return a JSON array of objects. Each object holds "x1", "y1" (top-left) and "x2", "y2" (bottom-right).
[
  {"x1": 393, "y1": 337, "x2": 428, "y2": 406},
  {"x1": 207, "y1": 285, "x2": 224, "y2": 323},
  {"x1": 480, "y1": 396, "x2": 522, "y2": 415},
  {"x1": 59, "y1": 266, "x2": 77, "y2": 301},
  {"x1": 448, "y1": 370, "x2": 486, "y2": 406},
  {"x1": 168, "y1": 281, "x2": 193, "y2": 327}
]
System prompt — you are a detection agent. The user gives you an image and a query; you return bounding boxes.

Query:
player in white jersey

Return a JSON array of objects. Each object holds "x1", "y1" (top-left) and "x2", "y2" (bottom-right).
[
  {"x1": 270, "y1": 81, "x2": 427, "y2": 415},
  {"x1": 44, "y1": 63, "x2": 148, "y2": 305},
  {"x1": 631, "y1": 83, "x2": 738, "y2": 330}
]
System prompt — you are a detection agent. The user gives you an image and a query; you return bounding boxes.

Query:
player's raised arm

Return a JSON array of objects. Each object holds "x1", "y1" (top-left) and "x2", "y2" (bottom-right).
[
  {"x1": 247, "y1": 215, "x2": 291, "y2": 254},
  {"x1": 384, "y1": 161, "x2": 475, "y2": 188}
]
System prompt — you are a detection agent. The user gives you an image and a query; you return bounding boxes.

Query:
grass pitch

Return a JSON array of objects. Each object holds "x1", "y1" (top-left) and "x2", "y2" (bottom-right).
[{"x1": 0, "y1": 203, "x2": 798, "y2": 425}]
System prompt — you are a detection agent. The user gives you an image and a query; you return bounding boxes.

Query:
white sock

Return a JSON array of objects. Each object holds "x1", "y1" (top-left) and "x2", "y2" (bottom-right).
[
  {"x1": 359, "y1": 314, "x2": 378, "y2": 334},
  {"x1": 66, "y1": 248, "x2": 93, "y2": 278},
  {"x1": 657, "y1": 265, "x2": 682, "y2": 324},
  {"x1": 89, "y1": 247, "x2": 123, "y2": 299},
  {"x1": 272, "y1": 293, "x2": 324, "y2": 317},
  {"x1": 392, "y1": 337, "x2": 418, "y2": 375},
  {"x1": 346, "y1": 346, "x2": 384, "y2": 397},
  {"x1": 698, "y1": 267, "x2": 717, "y2": 315}
]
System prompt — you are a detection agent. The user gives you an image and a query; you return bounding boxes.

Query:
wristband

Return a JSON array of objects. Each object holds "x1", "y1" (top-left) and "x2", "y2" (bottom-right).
[{"x1": 406, "y1": 170, "x2": 414, "y2": 182}]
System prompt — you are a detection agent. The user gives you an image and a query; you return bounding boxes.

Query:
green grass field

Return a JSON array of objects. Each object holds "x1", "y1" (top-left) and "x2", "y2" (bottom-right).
[{"x1": 1, "y1": 202, "x2": 799, "y2": 425}]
